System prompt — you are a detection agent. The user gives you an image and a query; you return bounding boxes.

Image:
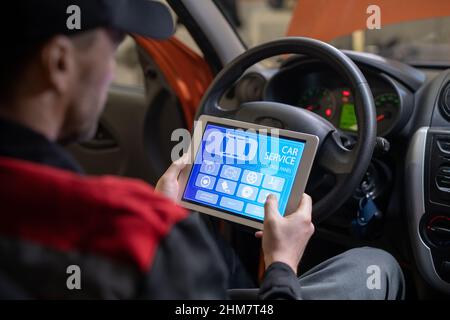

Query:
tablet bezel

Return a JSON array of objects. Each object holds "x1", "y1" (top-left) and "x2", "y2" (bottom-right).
[{"x1": 178, "y1": 115, "x2": 319, "y2": 230}]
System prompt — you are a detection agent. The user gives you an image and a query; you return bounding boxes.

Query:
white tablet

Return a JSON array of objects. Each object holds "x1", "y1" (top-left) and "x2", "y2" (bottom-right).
[{"x1": 178, "y1": 115, "x2": 319, "y2": 230}]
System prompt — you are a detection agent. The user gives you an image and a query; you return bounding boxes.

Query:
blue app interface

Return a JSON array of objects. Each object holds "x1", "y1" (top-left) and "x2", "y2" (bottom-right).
[{"x1": 182, "y1": 123, "x2": 306, "y2": 221}]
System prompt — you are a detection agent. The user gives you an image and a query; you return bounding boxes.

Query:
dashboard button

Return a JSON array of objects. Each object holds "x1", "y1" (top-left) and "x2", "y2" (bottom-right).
[{"x1": 426, "y1": 215, "x2": 450, "y2": 247}]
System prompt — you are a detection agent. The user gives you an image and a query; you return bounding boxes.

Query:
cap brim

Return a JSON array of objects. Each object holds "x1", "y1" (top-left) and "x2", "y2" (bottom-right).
[{"x1": 112, "y1": 0, "x2": 175, "y2": 39}]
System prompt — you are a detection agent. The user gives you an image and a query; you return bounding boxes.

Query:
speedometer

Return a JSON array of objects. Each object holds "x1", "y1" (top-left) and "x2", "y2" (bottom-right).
[
  {"x1": 375, "y1": 93, "x2": 399, "y2": 135},
  {"x1": 298, "y1": 87, "x2": 336, "y2": 120}
]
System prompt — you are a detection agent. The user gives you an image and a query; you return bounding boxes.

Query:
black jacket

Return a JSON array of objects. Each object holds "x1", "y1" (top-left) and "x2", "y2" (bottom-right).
[{"x1": 0, "y1": 118, "x2": 301, "y2": 299}]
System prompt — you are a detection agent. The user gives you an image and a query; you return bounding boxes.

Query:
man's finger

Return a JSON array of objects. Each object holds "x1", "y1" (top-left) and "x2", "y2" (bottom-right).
[
  {"x1": 264, "y1": 194, "x2": 279, "y2": 221},
  {"x1": 164, "y1": 154, "x2": 189, "y2": 179},
  {"x1": 174, "y1": 153, "x2": 189, "y2": 166},
  {"x1": 298, "y1": 193, "x2": 312, "y2": 211},
  {"x1": 290, "y1": 193, "x2": 312, "y2": 220},
  {"x1": 255, "y1": 231, "x2": 263, "y2": 239}
]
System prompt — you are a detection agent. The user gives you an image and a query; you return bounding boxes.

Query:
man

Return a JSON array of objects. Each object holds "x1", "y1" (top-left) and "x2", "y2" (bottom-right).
[{"x1": 0, "y1": 0, "x2": 404, "y2": 299}]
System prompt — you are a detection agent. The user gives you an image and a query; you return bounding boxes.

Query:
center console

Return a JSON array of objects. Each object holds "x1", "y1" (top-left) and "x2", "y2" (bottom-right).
[{"x1": 406, "y1": 127, "x2": 450, "y2": 293}]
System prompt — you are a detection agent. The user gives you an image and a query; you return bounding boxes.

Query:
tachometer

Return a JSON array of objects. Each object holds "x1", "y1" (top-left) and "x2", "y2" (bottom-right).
[
  {"x1": 375, "y1": 93, "x2": 399, "y2": 135},
  {"x1": 298, "y1": 87, "x2": 336, "y2": 119}
]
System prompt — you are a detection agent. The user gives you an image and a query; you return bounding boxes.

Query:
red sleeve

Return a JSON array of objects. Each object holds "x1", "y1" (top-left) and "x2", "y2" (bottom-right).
[{"x1": 0, "y1": 157, "x2": 188, "y2": 272}]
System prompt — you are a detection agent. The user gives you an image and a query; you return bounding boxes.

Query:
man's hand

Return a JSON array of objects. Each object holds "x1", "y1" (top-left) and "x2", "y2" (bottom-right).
[
  {"x1": 255, "y1": 194, "x2": 314, "y2": 274},
  {"x1": 155, "y1": 154, "x2": 188, "y2": 201}
]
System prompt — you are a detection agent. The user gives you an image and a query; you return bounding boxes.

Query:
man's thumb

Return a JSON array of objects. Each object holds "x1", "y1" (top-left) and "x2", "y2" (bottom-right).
[
  {"x1": 264, "y1": 194, "x2": 280, "y2": 221},
  {"x1": 165, "y1": 154, "x2": 189, "y2": 179}
]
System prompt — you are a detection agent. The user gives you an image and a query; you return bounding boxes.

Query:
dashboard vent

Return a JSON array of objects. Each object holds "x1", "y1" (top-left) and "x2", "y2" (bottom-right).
[{"x1": 440, "y1": 82, "x2": 450, "y2": 121}]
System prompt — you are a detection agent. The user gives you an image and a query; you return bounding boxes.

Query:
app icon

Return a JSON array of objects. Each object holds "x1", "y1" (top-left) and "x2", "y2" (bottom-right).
[
  {"x1": 246, "y1": 172, "x2": 258, "y2": 184},
  {"x1": 242, "y1": 170, "x2": 263, "y2": 186},
  {"x1": 237, "y1": 184, "x2": 258, "y2": 201},
  {"x1": 204, "y1": 129, "x2": 258, "y2": 162},
  {"x1": 195, "y1": 174, "x2": 216, "y2": 190},
  {"x1": 262, "y1": 175, "x2": 285, "y2": 192},
  {"x1": 220, "y1": 165, "x2": 241, "y2": 181},
  {"x1": 241, "y1": 186, "x2": 253, "y2": 198},
  {"x1": 201, "y1": 176, "x2": 211, "y2": 187},
  {"x1": 220, "y1": 197, "x2": 244, "y2": 212},
  {"x1": 257, "y1": 189, "x2": 281, "y2": 204},
  {"x1": 216, "y1": 178, "x2": 237, "y2": 195},
  {"x1": 200, "y1": 161, "x2": 220, "y2": 176},
  {"x1": 195, "y1": 190, "x2": 219, "y2": 204},
  {"x1": 245, "y1": 203, "x2": 265, "y2": 218}
]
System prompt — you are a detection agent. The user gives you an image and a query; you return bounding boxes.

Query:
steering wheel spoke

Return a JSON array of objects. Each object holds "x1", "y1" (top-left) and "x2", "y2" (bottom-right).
[{"x1": 318, "y1": 131, "x2": 356, "y2": 175}]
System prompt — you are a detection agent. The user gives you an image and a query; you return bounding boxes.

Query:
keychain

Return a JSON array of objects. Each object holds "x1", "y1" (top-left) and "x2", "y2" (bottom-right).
[{"x1": 352, "y1": 191, "x2": 383, "y2": 238}]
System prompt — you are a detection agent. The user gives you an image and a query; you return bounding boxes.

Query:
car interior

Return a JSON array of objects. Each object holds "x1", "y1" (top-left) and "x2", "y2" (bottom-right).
[{"x1": 66, "y1": 0, "x2": 450, "y2": 299}]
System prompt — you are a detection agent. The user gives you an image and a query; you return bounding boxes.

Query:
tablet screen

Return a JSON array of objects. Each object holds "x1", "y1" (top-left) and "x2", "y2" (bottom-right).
[{"x1": 182, "y1": 122, "x2": 306, "y2": 222}]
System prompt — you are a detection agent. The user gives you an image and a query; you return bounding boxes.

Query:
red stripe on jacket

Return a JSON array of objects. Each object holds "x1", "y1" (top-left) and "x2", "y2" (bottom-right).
[{"x1": 0, "y1": 157, "x2": 189, "y2": 272}]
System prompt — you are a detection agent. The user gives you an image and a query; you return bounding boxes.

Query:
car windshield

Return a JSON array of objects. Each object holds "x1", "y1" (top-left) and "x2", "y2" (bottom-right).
[{"x1": 216, "y1": 0, "x2": 450, "y2": 66}]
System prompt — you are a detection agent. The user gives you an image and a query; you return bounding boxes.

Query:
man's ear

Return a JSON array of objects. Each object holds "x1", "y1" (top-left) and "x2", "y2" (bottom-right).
[{"x1": 39, "y1": 35, "x2": 77, "y2": 95}]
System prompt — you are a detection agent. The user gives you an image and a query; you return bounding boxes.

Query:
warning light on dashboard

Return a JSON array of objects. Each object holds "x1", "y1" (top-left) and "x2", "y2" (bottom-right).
[
  {"x1": 342, "y1": 90, "x2": 351, "y2": 97},
  {"x1": 325, "y1": 108, "x2": 332, "y2": 117}
]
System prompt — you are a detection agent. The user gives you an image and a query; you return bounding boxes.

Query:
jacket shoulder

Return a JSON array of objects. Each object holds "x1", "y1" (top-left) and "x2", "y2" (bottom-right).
[{"x1": 0, "y1": 157, "x2": 188, "y2": 271}]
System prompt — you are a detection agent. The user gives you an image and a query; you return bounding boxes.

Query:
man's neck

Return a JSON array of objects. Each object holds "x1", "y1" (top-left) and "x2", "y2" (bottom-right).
[{"x1": 0, "y1": 97, "x2": 64, "y2": 142}]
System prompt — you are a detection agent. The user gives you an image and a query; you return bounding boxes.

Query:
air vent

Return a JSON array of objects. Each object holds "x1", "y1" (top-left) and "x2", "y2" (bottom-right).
[{"x1": 440, "y1": 82, "x2": 450, "y2": 121}]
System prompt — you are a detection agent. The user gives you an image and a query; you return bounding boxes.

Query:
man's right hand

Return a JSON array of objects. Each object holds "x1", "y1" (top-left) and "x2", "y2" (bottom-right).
[{"x1": 255, "y1": 194, "x2": 314, "y2": 274}]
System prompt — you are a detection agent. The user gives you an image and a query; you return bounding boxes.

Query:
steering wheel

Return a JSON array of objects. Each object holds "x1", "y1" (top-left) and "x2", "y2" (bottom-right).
[{"x1": 195, "y1": 38, "x2": 377, "y2": 223}]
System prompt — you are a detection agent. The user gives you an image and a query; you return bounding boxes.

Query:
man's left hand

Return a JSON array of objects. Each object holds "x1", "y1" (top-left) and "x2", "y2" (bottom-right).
[{"x1": 155, "y1": 154, "x2": 189, "y2": 201}]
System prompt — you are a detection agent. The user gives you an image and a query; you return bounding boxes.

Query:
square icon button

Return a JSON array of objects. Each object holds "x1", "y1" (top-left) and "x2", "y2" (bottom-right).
[
  {"x1": 220, "y1": 165, "x2": 241, "y2": 181},
  {"x1": 262, "y1": 175, "x2": 285, "y2": 192},
  {"x1": 257, "y1": 189, "x2": 281, "y2": 204},
  {"x1": 220, "y1": 197, "x2": 244, "y2": 212},
  {"x1": 237, "y1": 184, "x2": 258, "y2": 201},
  {"x1": 195, "y1": 174, "x2": 216, "y2": 190},
  {"x1": 245, "y1": 203, "x2": 265, "y2": 218},
  {"x1": 200, "y1": 161, "x2": 220, "y2": 176},
  {"x1": 215, "y1": 178, "x2": 237, "y2": 195},
  {"x1": 242, "y1": 170, "x2": 263, "y2": 186},
  {"x1": 195, "y1": 190, "x2": 219, "y2": 205}
]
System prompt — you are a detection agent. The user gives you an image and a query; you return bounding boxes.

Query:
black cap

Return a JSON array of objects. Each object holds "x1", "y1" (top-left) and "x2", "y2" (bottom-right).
[{"x1": 3, "y1": 0, "x2": 175, "y2": 43}]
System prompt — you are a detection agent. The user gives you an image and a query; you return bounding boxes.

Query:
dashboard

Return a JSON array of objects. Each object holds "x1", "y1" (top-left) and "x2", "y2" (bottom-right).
[
  {"x1": 236, "y1": 52, "x2": 450, "y2": 296},
  {"x1": 229, "y1": 50, "x2": 450, "y2": 296},
  {"x1": 263, "y1": 60, "x2": 411, "y2": 137}
]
